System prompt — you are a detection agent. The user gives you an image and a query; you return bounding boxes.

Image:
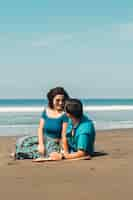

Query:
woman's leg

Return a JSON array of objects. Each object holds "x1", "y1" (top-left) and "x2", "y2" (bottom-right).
[{"x1": 15, "y1": 136, "x2": 40, "y2": 159}]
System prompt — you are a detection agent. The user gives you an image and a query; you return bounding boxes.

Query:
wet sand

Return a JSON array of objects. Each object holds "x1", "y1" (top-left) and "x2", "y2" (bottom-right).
[{"x1": 0, "y1": 129, "x2": 132, "y2": 200}]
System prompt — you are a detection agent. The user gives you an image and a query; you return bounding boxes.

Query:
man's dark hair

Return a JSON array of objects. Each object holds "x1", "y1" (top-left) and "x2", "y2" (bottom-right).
[
  {"x1": 47, "y1": 86, "x2": 69, "y2": 109},
  {"x1": 65, "y1": 98, "x2": 83, "y2": 119}
]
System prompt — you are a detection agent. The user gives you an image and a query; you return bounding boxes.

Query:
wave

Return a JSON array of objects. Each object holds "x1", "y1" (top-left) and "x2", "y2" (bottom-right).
[
  {"x1": 1, "y1": 105, "x2": 133, "y2": 112},
  {"x1": 0, "y1": 124, "x2": 38, "y2": 128},
  {"x1": 95, "y1": 120, "x2": 133, "y2": 130},
  {"x1": 84, "y1": 105, "x2": 133, "y2": 111},
  {"x1": 0, "y1": 120, "x2": 133, "y2": 129},
  {"x1": 0, "y1": 120, "x2": 133, "y2": 136},
  {"x1": 0, "y1": 106, "x2": 43, "y2": 113}
]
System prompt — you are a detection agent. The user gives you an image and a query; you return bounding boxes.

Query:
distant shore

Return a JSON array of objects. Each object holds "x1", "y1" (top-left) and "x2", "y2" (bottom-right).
[{"x1": 0, "y1": 128, "x2": 132, "y2": 200}]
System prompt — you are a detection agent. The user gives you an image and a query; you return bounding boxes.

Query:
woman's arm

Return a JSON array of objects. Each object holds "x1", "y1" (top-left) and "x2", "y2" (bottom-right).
[
  {"x1": 38, "y1": 118, "x2": 45, "y2": 155},
  {"x1": 61, "y1": 122, "x2": 69, "y2": 153}
]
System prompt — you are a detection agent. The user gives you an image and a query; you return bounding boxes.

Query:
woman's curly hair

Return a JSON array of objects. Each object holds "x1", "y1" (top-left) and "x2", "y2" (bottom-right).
[{"x1": 47, "y1": 86, "x2": 69, "y2": 109}]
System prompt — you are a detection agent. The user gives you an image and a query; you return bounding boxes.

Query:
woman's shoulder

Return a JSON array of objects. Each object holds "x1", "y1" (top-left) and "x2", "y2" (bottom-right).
[
  {"x1": 42, "y1": 108, "x2": 67, "y2": 121},
  {"x1": 60, "y1": 112, "x2": 69, "y2": 122},
  {"x1": 41, "y1": 109, "x2": 47, "y2": 119}
]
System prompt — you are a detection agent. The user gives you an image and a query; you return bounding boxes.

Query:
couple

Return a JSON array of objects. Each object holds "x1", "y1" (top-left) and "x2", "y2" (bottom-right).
[{"x1": 14, "y1": 87, "x2": 96, "y2": 161}]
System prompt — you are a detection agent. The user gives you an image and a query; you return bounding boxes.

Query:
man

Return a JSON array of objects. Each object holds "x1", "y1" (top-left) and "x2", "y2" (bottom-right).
[{"x1": 62, "y1": 98, "x2": 96, "y2": 160}]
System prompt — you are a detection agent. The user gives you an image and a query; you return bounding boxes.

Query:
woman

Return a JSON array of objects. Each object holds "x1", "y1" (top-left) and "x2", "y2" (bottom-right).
[{"x1": 14, "y1": 87, "x2": 69, "y2": 160}]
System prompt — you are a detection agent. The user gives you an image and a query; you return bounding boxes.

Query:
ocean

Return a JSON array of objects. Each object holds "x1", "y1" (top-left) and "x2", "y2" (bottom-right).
[{"x1": 0, "y1": 98, "x2": 133, "y2": 136}]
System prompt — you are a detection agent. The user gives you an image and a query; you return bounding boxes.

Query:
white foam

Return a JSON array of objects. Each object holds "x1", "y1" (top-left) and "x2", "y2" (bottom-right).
[
  {"x1": 84, "y1": 105, "x2": 133, "y2": 111},
  {"x1": 0, "y1": 105, "x2": 133, "y2": 113},
  {"x1": 0, "y1": 106, "x2": 43, "y2": 113},
  {"x1": 0, "y1": 124, "x2": 38, "y2": 128},
  {"x1": 95, "y1": 120, "x2": 133, "y2": 130}
]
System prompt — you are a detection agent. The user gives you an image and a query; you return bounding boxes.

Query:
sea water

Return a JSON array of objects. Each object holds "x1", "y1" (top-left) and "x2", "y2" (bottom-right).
[{"x1": 0, "y1": 99, "x2": 133, "y2": 136}]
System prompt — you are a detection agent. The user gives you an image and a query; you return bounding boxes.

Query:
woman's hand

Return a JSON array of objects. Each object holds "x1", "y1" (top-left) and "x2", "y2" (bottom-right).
[{"x1": 38, "y1": 144, "x2": 45, "y2": 156}]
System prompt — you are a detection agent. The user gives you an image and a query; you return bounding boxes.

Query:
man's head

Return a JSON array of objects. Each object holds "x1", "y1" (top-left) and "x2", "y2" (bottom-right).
[{"x1": 65, "y1": 98, "x2": 83, "y2": 119}]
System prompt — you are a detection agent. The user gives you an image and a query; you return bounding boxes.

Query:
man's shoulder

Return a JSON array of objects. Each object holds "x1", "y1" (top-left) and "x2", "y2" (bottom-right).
[
  {"x1": 81, "y1": 115, "x2": 94, "y2": 126},
  {"x1": 77, "y1": 115, "x2": 95, "y2": 134}
]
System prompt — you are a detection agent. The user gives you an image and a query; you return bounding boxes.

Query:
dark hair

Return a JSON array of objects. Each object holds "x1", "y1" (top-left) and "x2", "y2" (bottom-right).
[
  {"x1": 65, "y1": 98, "x2": 83, "y2": 119},
  {"x1": 47, "y1": 86, "x2": 69, "y2": 109}
]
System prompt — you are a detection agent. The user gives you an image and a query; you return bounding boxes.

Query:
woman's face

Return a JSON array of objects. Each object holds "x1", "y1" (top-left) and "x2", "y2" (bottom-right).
[{"x1": 53, "y1": 94, "x2": 65, "y2": 111}]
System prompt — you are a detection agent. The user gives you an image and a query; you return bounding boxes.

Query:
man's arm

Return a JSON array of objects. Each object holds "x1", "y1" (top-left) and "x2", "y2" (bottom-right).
[
  {"x1": 64, "y1": 134, "x2": 91, "y2": 160},
  {"x1": 63, "y1": 150, "x2": 89, "y2": 159}
]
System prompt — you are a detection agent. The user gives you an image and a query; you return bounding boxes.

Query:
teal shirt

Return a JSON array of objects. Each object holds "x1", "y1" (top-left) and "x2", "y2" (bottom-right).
[
  {"x1": 66, "y1": 115, "x2": 96, "y2": 155},
  {"x1": 41, "y1": 111, "x2": 68, "y2": 139}
]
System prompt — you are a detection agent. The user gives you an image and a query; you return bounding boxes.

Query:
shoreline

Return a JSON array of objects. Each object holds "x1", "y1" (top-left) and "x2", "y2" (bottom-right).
[
  {"x1": 0, "y1": 127, "x2": 132, "y2": 137},
  {"x1": 97, "y1": 127, "x2": 133, "y2": 133},
  {"x1": 0, "y1": 128, "x2": 132, "y2": 200}
]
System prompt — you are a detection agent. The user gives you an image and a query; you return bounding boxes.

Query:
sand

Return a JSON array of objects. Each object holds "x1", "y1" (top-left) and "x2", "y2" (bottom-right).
[{"x1": 0, "y1": 129, "x2": 132, "y2": 200}]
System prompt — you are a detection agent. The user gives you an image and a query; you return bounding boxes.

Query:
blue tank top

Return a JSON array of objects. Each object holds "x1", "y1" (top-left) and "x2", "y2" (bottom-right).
[{"x1": 41, "y1": 111, "x2": 68, "y2": 139}]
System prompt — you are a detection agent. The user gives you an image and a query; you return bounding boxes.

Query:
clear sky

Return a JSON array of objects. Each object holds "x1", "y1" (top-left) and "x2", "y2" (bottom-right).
[{"x1": 0, "y1": 0, "x2": 133, "y2": 98}]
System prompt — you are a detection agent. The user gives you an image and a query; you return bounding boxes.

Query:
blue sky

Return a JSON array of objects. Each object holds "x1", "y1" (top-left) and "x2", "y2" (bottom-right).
[{"x1": 0, "y1": 0, "x2": 133, "y2": 98}]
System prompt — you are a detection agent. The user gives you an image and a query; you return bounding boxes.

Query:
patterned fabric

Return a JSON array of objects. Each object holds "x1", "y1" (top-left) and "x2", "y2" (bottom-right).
[{"x1": 15, "y1": 135, "x2": 61, "y2": 159}]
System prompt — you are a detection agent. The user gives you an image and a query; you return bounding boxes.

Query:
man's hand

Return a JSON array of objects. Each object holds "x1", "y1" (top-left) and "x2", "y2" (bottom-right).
[
  {"x1": 63, "y1": 152, "x2": 70, "y2": 159},
  {"x1": 50, "y1": 152, "x2": 62, "y2": 161}
]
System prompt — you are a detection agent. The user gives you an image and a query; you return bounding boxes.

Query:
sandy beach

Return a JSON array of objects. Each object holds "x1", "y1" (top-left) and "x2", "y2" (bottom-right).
[{"x1": 0, "y1": 129, "x2": 132, "y2": 200}]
